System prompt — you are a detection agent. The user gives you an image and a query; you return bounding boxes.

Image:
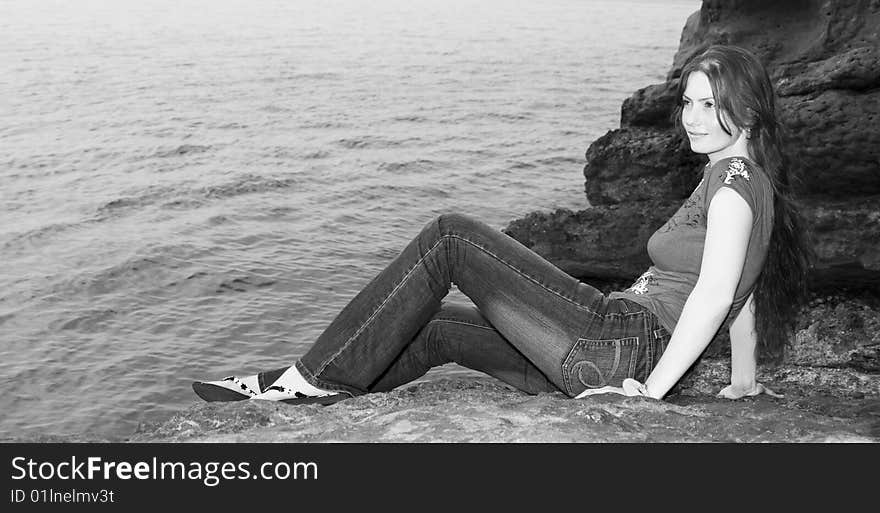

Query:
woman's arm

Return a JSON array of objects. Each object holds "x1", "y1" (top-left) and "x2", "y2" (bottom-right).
[
  {"x1": 728, "y1": 292, "x2": 757, "y2": 391},
  {"x1": 643, "y1": 187, "x2": 753, "y2": 399},
  {"x1": 717, "y1": 292, "x2": 784, "y2": 399}
]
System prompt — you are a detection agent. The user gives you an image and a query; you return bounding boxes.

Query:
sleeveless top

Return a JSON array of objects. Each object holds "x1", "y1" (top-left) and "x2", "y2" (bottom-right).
[{"x1": 608, "y1": 156, "x2": 774, "y2": 335}]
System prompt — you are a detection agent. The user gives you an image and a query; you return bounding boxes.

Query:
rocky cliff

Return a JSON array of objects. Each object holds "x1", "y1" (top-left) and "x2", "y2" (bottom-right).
[{"x1": 505, "y1": 0, "x2": 880, "y2": 363}]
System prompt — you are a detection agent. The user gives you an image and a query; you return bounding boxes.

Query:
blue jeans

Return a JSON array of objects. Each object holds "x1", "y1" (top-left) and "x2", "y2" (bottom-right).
[{"x1": 289, "y1": 213, "x2": 669, "y2": 398}]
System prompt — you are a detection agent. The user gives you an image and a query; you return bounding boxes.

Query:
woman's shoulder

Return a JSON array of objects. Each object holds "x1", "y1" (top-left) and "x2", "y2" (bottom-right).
[
  {"x1": 706, "y1": 156, "x2": 764, "y2": 186},
  {"x1": 703, "y1": 156, "x2": 772, "y2": 216},
  {"x1": 705, "y1": 156, "x2": 775, "y2": 199}
]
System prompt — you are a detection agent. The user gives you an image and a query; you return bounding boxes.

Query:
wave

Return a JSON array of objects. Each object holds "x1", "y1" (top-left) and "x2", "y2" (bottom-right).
[
  {"x1": 94, "y1": 174, "x2": 302, "y2": 218},
  {"x1": 298, "y1": 120, "x2": 350, "y2": 129},
  {"x1": 450, "y1": 111, "x2": 535, "y2": 124},
  {"x1": 484, "y1": 112, "x2": 534, "y2": 122},
  {"x1": 301, "y1": 150, "x2": 331, "y2": 159},
  {"x1": 389, "y1": 115, "x2": 430, "y2": 123},
  {"x1": 260, "y1": 104, "x2": 296, "y2": 113},
  {"x1": 509, "y1": 161, "x2": 537, "y2": 170},
  {"x1": 291, "y1": 71, "x2": 341, "y2": 81},
  {"x1": 54, "y1": 308, "x2": 119, "y2": 331},
  {"x1": 200, "y1": 174, "x2": 302, "y2": 199},
  {"x1": 336, "y1": 136, "x2": 414, "y2": 149},
  {"x1": 1, "y1": 220, "x2": 85, "y2": 250},
  {"x1": 377, "y1": 159, "x2": 443, "y2": 174},
  {"x1": 359, "y1": 184, "x2": 452, "y2": 202},
  {"x1": 160, "y1": 198, "x2": 207, "y2": 210},
  {"x1": 535, "y1": 156, "x2": 583, "y2": 167},
  {"x1": 150, "y1": 145, "x2": 212, "y2": 158},
  {"x1": 95, "y1": 185, "x2": 178, "y2": 216},
  {"x1": 41, "y1": 250, "x2": 277, "y2": 304},
  {"x1": 215, "y1": 123, "x2": 248, "y2": 130},
  {"x1": 214, "y1": 275, "x2": 276, "y2": 294},
  {"x1": 72, "y1": 254, "x2": 183, "y2": 297}
]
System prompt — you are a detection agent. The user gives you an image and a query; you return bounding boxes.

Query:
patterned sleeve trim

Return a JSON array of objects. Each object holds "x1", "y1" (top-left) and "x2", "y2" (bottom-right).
[{"x1": 723, "y1": 157, "x2": 750, "y2": 184}]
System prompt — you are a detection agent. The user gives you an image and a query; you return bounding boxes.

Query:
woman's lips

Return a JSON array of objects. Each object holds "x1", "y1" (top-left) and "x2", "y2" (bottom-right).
[{"x1": 687, "y1": 131, "x2": 707, "y2": 138}]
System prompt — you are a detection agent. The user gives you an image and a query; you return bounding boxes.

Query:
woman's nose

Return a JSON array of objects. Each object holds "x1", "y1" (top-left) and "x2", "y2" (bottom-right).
[{"x1": 682, "y1": 107, "x2": 698, "y2": 128}]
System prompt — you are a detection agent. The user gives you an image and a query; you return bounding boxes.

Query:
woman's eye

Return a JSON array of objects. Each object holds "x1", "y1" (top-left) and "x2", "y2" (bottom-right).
[{"x1": 704, "y1": 101, "x2": 715, "y2": 109}]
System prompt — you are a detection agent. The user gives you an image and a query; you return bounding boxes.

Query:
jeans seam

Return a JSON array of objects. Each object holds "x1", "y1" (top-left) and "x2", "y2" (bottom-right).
[
  {"x1": 628, "y1": 338, "x2": 638, "y2": 377},
  {"x1": 314, "y1": 236, "x2": 447, "y2": 377},
  {"x1": 431, "y1": 317, "x2": 497, "y2": 331},
  {"x1": 295, "y1": 360, "x2": 355, "y2": 396},
  {"x1": 445, "y1": 233, "x2": 604, "y2": 317}
]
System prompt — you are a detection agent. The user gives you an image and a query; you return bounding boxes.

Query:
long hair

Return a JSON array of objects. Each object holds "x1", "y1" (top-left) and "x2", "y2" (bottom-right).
[{"x1": 673, "y1": 45, "x2": 815, "y2": 364}]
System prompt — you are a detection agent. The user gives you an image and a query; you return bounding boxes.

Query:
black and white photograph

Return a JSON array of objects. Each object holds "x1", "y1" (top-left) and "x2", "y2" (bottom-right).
[{"x1": 2, "y1": 0, "x2": 877, "y2": 460}]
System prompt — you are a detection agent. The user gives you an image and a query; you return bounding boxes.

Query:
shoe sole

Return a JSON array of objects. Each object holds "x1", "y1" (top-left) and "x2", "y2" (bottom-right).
[
  {"x1": 192, "y1": 382, "x2": 251, "y2": 402},
  {"x1": 194, "y1": 382, "x2": 351, "y2": 406},
  {"x1": 278, "y1": 393, "x2": 350, "y2": 406}
]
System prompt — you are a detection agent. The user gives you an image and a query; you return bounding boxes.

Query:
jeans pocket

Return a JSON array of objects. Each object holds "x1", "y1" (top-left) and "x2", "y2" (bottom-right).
[{"x1": 562, "y1": 337, "x2": 640, "y2": 396}]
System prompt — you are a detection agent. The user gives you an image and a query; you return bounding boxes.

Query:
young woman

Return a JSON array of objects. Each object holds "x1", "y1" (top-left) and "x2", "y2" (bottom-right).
[{"x1": 193, "y1": 45, "x2": 811, "y2": 405}]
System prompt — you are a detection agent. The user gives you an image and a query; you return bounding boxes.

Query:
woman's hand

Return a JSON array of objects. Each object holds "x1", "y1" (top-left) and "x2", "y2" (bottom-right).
[
  {"x1": 717, "y1": 382, "x2": 784, "y2": 399},
  {"x1": 575, "y1": 378, "x2": 652, "y2": 399},
  {"x1": 575, "y1": 385, "x2": 625, "y2": 398}
]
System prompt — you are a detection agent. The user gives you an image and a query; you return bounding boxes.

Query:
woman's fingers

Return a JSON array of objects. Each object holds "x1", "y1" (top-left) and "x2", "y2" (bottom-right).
[
  {"x1": 754, "y1": 383, "x2": 785, "y2": 398},
  {"x1": 575, "y1": 386, "x2": 626, "y2": 399},
  {"x1": 583, "y1": 383, "x2": 784, "y2": 400},
  {"x1": 576, "y1": 380, "x2": 653, "y2": 399},
  {"x1": 718, "y1": 383, "x2": 784, "y2": 399},
  {"x1": 717, "y1": 384, "x2": 744, "y2": 399}
]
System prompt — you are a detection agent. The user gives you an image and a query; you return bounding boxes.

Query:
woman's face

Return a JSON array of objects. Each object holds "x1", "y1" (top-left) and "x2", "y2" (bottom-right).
[{"x1": 681, "y1": 71, "x2": 749, "y2": 164}]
